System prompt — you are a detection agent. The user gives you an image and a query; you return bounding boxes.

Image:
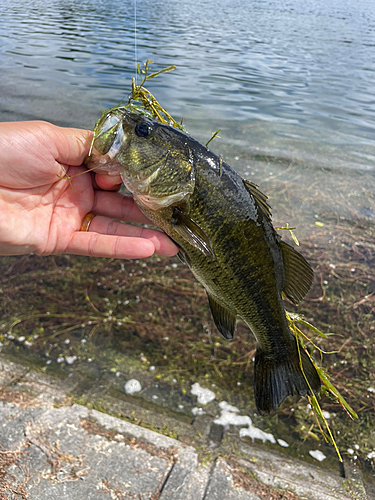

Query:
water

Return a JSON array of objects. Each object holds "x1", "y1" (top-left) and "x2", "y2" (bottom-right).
[
  {"x1": 0, "y1": 0, "x2": 375, "y2": 490},
  {"x1": 1, "y1": 0, "x2": 374, "y2": 226}
]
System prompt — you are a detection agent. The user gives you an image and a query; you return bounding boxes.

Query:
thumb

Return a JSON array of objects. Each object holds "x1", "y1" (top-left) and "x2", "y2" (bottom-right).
[{"x1": 48, "y1": 124, "x2": 94, "y2": 167}]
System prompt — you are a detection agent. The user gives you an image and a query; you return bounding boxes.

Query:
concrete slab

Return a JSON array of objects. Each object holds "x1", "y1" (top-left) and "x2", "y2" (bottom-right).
[
  {"x1": 203, "y1": 458, "x2": 262, "y2": 500},
  {"x1": 0, "y1": 355, "x2": 371, "y2": 500},
  {"x1": 235, "y1": 439, "x2": 354, "y2": 500}
]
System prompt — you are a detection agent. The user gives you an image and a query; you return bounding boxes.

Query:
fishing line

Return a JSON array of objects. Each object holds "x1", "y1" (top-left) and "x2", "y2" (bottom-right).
[{"x1": 134, "y1": 0, "x2": 138, "y2": 84}]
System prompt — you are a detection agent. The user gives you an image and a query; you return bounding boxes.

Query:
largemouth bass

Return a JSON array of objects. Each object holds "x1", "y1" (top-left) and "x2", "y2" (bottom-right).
[{"x1": 88, "y1": 108, "x2": 321, "y2": 415}]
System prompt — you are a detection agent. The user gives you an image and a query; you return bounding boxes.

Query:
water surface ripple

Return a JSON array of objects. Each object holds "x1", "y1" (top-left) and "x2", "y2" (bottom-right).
[{"x1": 0, "y1": 0, "x2": 374, "y2": 220}]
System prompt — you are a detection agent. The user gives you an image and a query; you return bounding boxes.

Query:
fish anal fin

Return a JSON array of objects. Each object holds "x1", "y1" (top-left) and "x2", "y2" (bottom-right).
[
  {"x1": 207, "y1": 293, "x2": 237, "y2": 340},
  {"x1": 172, "y1": 207, "x2": 215, "y2": 259},
  {"x1": 254, "y1": 340, "x2": 321, "y2": 415},
  {"x1": 242, "y1": 179, "x2": 272, "y2": 221},
  {"x1": 280, "y1": 241, "x2": 314, "y2": 305}
]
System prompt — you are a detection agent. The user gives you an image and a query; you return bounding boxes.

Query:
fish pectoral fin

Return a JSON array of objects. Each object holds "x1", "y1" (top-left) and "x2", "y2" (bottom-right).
[
  {"x1": 207, "y1": 293, "x2": 237, "y2": 340},
  {"x1": 242, "y1": 179, "x2": 272, "y2": 221},
  {"x1": 176, "y1": 250, "x2": 189, "y2": 265},
  {"x1": 280, "y1": 241, "x2": 314, "y2": 305},
  {"x1": 172, "y1": 207, "x2": 215, "y2": 259}
]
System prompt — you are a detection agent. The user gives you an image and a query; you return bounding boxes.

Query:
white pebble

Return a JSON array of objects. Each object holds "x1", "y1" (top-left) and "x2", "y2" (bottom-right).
[
  {"x1": 124, "y1": 379, "x2": 142, "y2": 394},
  {"x1": 191, "y1": 407, "x2": 206, "y2": 415},
  {"x1": 240, "y1": 426, "x2": 276, "y2": 444},
  {"x1": 191, "y1": 382, "x2": 215, "y2": 405},
  {"x1": 309, "y1": 450, "x2": 326, "y2": 462},
  {"x1": 219, "y1": 401, "x2": 240, "y2": 413},
  {"x1": 277, "y1": 439, "x2": 289, "y2": 448}
]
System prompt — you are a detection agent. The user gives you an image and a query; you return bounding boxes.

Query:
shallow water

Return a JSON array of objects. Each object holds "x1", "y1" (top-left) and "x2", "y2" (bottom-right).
[{"x1": 0, "y1": 0, "x2": 375, "y2": 488}]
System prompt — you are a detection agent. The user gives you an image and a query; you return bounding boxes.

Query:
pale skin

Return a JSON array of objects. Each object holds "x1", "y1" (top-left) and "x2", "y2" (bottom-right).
[{"x1": 0, "y1": 121, "x2": 178, "y2": 258}]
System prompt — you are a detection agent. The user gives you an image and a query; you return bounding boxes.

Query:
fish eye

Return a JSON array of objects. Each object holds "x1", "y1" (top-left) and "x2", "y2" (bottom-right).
[{"x1": 135, "y1": 122, "x2": 151, "y2": 138}]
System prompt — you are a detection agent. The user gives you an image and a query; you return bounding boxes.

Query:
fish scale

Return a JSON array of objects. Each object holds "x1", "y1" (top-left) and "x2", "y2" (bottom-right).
[
  {"x1": 87, "y1": 108, "x2": 321, "y2": 415},
  {"x1": 186, "y1": 171, "x2": 284, "y2": 328}
]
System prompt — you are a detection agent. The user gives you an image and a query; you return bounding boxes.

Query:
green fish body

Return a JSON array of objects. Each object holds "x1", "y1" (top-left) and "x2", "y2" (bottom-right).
[{"x1": 89, "y1": 109, "x2": 321, "y2": 414}]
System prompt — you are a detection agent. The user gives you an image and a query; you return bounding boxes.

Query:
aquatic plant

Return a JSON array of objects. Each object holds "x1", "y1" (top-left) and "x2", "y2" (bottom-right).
[
  {"x1": 89, "y1": 59, "x2": 184, "y2": 157},
  {"x1": 0, "y1": 224, "x2": 373, "y2": 467}
]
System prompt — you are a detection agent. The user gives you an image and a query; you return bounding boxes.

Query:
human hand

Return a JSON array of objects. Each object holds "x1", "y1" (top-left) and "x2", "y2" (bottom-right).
[{"x1": 0, "y1": 121, "x2": 178, "y2": 258}]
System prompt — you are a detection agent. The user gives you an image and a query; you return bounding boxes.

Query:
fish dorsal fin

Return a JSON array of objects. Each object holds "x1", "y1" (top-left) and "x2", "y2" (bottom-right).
[
  {"x1": 171, "y1": 207, "x2": 215, "y2": 259},
  {"x1": 280, "y1": 241, "x2": 314, "y2": 305},
  {"x1": 242, "y1": 179, "x2": 272, "y2": 221},
  {"x1": 207, "y1": 293, "x2": 237, "y2": 340}
]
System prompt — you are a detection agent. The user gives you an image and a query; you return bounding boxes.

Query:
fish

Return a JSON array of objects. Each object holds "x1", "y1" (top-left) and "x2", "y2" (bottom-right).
[{"x1": 87, "y1": 108, "x2": 321, "y2": 415}]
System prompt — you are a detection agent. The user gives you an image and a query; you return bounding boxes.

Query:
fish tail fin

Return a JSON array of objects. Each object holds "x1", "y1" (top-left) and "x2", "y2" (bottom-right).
[{"x1": 254, "y1": 339, "x2": 321, "y2": 415}]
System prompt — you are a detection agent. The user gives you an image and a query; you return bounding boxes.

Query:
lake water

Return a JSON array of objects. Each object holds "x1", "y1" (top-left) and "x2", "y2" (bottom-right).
[
  {"x1": 1, "y1": 0, "x2": 375, "y2": 490},
  {"x1": 1, "y1": 0, "x2": 374, "y2": 228}
]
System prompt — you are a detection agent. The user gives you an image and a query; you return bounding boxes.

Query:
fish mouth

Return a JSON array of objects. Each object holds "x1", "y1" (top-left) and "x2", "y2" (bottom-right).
[
  {"x1": 93, "y1": 108, "x2": 195, "y2": 210},
  {"x1": 93, "y1": 111, "x2": 128, "y2": 156},
  {"x1": 107, "y1": 124, "x2": 127, "y2": 159}
]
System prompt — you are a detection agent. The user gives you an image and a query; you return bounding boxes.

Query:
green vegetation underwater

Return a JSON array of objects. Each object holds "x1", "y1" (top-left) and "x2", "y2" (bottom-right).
[{"x1": 0, "y1": 63, "x2": 374, "y2": 480}]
